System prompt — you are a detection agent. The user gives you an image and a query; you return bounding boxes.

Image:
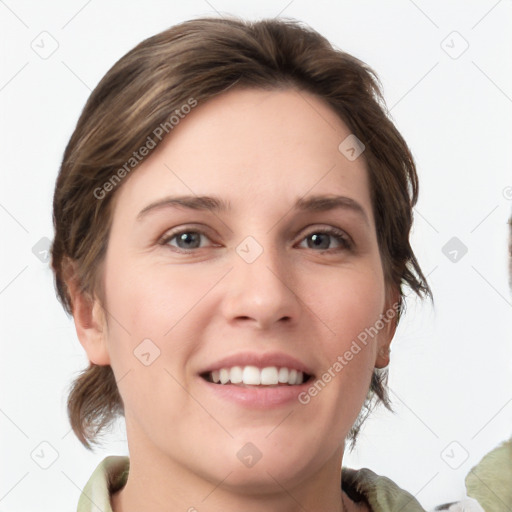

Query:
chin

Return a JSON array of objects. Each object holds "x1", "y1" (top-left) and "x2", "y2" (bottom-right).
[
  {"x1": 197, "y1": 438, "x2": 324, "y2": 494},
  {"x1": 215, "y1": 461, "x2": 309, "y2": 496}
]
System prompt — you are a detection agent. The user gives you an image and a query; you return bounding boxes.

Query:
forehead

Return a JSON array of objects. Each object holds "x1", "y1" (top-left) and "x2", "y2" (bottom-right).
[{"x1": 112, "y1": 87, "x2": 373, "y2": 223}]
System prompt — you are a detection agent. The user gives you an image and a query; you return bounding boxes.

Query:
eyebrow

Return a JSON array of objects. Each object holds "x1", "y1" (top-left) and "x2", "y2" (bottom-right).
[{"x1": 136, "y1": 194, "x2": 370, "y2": 225}]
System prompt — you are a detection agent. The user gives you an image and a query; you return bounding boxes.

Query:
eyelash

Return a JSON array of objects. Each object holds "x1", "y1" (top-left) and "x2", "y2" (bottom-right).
[{"x1": 158, "y1": 226, "x2": 353, "y2": 253}]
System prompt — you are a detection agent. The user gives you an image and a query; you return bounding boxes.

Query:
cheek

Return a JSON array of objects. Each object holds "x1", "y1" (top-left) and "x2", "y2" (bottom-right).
[
  {"x1": 310, "y1": 267, "x2": 385, "y2": 399},
  {"x1": 105, "y1": 260, "x2": 204, "y2": 335},
  {"x1": 102, "y1": 260, "x2": 223, "y2": 373},
  {"x1": 319, "y1": 266, "x2": 386, "y2": 344},
  {"x1": 100, "y1": 263, "x2": 195, "y2": 414}
]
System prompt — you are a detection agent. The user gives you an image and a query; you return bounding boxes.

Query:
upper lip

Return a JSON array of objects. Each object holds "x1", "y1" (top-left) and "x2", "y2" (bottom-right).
[{"x1": 199, "y1": 352, "x2": 314, "y2": 376}]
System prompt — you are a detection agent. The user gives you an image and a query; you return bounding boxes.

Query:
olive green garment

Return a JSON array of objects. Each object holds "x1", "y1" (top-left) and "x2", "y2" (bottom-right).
[
  {"x1": 466, "y1": 438, "x2": 512, "y2": 512},
  {"x1": 76, "y1": 456, "x2": 426, "y2": 511}
]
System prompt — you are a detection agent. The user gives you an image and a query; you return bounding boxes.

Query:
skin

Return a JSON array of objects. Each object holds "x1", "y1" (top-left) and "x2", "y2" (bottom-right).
[{"x1": 68, "y1": 87, "x2": 398, "y2": 512}]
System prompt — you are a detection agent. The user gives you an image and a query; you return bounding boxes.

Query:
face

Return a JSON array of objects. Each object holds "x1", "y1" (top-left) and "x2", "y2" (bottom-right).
[{"x1": 84, "y1": 88, "x2": 396, "y2": 492}]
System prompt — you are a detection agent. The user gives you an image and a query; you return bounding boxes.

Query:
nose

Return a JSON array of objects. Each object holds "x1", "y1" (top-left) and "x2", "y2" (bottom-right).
[{"x1": 220, "y1": 239, "x2": 302, "y2": 330}]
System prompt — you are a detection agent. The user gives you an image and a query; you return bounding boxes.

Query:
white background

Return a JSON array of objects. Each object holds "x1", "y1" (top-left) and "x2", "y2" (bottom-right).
[{"x1": 1, "y1": 1, "x2": 511, "y2": 510}]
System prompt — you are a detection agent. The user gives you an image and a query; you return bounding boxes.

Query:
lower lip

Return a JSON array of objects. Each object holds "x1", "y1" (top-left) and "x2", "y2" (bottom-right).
[{"x1": 198, "y1": 376, "x2": 312, "y2": 408}]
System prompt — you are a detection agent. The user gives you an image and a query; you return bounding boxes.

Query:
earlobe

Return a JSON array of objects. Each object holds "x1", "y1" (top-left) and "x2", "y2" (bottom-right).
[
  {"x1": 375, "y1": 288, "x2": 400, "y2": 369},
  {"x1": 375, "y1": 345, "x2": 391, "y2": 369},
  {"x1": 66, "y1": 271, "x2": 111, "y2": 366}
]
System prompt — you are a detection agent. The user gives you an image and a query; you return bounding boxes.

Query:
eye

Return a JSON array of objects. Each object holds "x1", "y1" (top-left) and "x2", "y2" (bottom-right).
[
  {"x1": 159, "y1": 226, "x2": 353, "y2": 253},
  {"x1": 297, "y1": 227, "x2": 352, "y2": 252},
  {"x1": 159, "y1": 228, "x2": 213, "y2": 251}
]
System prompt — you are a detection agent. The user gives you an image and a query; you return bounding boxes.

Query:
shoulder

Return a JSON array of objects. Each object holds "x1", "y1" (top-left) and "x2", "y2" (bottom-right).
[
  {"x1": 465, "y1": 438, "x2": 512, "y2": 510},
  {"x1": 342, "y1": 466, "x2": 427, "y2": 512},
  {"x1": 77, "y1": 456, "x2": 129, "y2": 512}
]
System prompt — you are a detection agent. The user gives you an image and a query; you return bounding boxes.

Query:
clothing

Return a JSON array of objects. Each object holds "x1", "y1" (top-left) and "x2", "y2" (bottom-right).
[
  {"x1": 433, "y1": 438, "x2": 512, "y2": 511},
  {"x1": 342, "y1": 467, "x2": 426, "y2": 510},
  {"x1": 465, "y1": 438, "x2": 512, "y2": 511},
  {"x1": 76, "y1": 456, "x2": 426, "y2": 511},
  {"x1": 77, "y1": 456, "x2": 129, "y2": 512}
]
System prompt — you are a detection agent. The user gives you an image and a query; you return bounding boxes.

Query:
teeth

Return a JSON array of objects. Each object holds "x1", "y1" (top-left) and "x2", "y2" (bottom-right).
[
  {"x1": 230, "y1": 366, "x2": 243, "y2": 384},
  {"x1": 261, "y1": 367, "x2": 278, "y2": 385},
  {"x1": 208, "y1": 366, "x2": 306, "y2": 386},
  {"x1": 219, "y1": 368, "x2": 230, "y2": 384},
  {"x1": 278, "y1": 367, "x2": 289, "y2": 383},
  {"x1": 243, "y1": 366, "x2": 261, "y2": 385}
]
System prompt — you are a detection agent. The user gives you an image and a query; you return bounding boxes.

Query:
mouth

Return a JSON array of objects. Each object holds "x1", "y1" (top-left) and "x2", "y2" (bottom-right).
[{"x1": 200, "y1": 366, "x2": 314, "y2": 387}]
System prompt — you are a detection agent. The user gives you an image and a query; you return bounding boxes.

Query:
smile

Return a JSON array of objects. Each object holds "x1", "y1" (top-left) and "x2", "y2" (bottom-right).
[{"x1": 202, "y1": 366, "x2": 312, "y2": 386}]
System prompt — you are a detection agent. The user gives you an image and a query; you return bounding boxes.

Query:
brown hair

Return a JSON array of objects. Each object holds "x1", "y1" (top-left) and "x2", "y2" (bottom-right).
[{"x1": 51, "y1": 16, "x2": 432, "y2": 450}]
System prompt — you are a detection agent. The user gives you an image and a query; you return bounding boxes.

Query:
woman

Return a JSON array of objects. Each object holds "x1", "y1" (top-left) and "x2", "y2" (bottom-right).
[{"x1": 51, "y1": 17, "x2": 433, "y2": 511}]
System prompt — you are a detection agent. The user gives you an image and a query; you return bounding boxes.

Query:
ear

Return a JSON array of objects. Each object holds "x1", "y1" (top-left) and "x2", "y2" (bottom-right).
[
  {"x1": 65, "y1": 265, "x2": 111, "y2": 366},
  {"x1": 374, "y1": 287, "x2": 400, "y2": 369}
]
